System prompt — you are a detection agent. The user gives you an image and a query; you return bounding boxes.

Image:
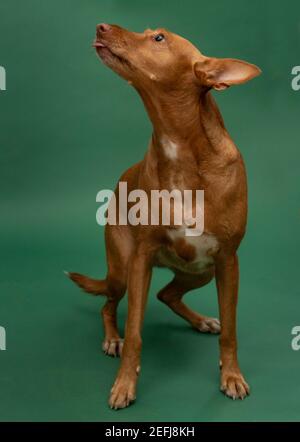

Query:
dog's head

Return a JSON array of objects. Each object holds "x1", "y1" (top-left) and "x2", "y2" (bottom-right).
[{"x1": 93, "y1": 24, "x2": 261, "y2": 92}]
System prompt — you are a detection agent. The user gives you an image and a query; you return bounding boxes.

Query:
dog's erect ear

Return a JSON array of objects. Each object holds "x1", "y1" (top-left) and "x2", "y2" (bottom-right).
[{"x1": 194, "y1": 57, "x2": 261, "y2": 91}]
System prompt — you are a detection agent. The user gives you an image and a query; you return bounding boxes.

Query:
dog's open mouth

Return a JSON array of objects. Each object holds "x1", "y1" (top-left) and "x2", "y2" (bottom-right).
[{"x1": 93, "y1": 39, "x2": 129, "y2": 67}]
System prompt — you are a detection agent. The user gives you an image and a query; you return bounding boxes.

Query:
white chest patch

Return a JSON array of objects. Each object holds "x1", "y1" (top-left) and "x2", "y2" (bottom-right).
[
  {"x1": 166, "y1": 230, "x2": 219, "y2": 273},
  {"x1": 161, "y1": 137, "x2": 178, "y2": 160},
  {"x1": 185, "y1": 232, "x2": 219, "y2": 262}
]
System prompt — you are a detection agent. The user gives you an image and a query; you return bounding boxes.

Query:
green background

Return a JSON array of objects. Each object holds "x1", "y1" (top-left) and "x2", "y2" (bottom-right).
[{"x1": 1, "y1": 0, "x2": 300, "y2": 422}]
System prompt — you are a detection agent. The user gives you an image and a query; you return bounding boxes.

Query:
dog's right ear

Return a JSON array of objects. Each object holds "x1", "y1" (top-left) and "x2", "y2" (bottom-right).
[{"x1": 194, "y1": 57, "x2": 261, "y2": 91}]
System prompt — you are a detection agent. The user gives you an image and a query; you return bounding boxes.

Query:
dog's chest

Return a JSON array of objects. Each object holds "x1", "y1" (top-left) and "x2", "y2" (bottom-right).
[
  {"x1": 156, "y1": 137, "x2": 221, "y2": 273},
  {"x1": 157, "y1": 230, "x2": 219, "y2": 274}
]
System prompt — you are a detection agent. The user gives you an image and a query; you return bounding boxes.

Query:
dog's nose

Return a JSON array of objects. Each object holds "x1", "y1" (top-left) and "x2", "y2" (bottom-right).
[{"x1": 97, "y1": 23, "x2": 111, "y2": 36}]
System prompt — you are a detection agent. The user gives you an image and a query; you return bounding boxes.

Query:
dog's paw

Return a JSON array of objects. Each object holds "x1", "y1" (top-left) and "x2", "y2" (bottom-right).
[
  {"x1": 220, "y1": 370, "x2": 250, "y2": 400},
  {"x1": 194, "y1": 317, "x2": 221, "y2": 334},
  {"x1": 102, "y1": 338, "x2": 124, "y2": 357},
  {"x1": 109, "y1": 374, "x2": 136, "y2": 410}
]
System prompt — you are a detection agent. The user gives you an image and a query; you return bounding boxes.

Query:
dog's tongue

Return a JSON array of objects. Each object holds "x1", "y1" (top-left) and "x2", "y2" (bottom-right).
[{"x1": 93, "y1": 40, "x2": 106, "y2": 48}]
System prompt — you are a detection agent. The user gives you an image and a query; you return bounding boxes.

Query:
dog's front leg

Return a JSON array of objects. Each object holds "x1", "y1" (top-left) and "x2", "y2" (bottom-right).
[
  {"x1": 109, "y1": 246, "x2": 153, "y2": 409},
  {"x1": 215, "y1": 252, "x2": 250, "y2": 400}
]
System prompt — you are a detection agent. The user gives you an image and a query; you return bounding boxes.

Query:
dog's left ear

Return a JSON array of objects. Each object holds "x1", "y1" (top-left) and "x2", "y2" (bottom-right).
[{"x1": 194, "y1": 57, "x2": 261, "y2": 91}]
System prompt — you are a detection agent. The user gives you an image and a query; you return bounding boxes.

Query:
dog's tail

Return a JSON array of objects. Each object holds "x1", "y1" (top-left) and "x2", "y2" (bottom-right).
[{"x1": 65, "y1": 271, "x2": 107, "y2": 296}]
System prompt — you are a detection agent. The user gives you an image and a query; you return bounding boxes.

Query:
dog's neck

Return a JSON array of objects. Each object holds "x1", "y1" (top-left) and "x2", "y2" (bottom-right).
[{"x1": 137, "y1": 85, "x2": 234, "y2": 161}]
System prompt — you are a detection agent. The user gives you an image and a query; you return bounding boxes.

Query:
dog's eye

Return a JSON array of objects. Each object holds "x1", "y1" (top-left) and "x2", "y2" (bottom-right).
[{"x1": 154, "y1": 34, "x2": 165, "y2": 42}]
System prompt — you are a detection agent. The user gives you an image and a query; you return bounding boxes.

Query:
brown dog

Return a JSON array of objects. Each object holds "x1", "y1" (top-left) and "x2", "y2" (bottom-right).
[{"x1": 67, "y1": 24, "x2": 261, "y2": 409}]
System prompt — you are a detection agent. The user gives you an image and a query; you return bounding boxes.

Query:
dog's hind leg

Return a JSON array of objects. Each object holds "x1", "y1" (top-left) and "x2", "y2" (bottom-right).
[
  {"x1": 157, "y1": 270, "x2": 220, "y2": 334},
  {"x1": 68, "y1": 225, "x2": 132, "y2": 357},
  {"x1": 101, "y1": 225, "x2": 133, "y2": 357},
  {"x1": 101, "y1": 286, "x2": 126, "y2": 357}
]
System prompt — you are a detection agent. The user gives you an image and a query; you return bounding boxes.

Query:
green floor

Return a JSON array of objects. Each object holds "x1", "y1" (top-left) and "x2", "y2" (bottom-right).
[{"x1": 1, "y1": 0, "x2": 300, "y2": 422}]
